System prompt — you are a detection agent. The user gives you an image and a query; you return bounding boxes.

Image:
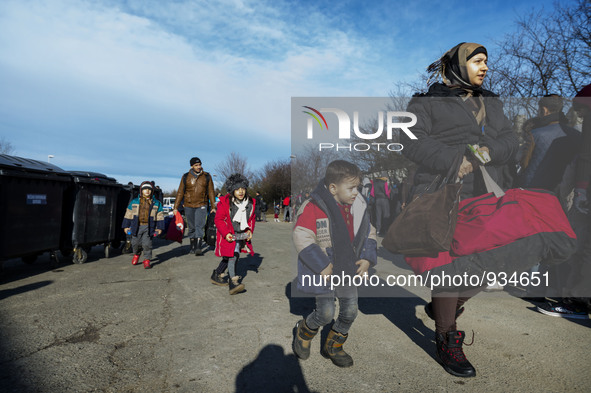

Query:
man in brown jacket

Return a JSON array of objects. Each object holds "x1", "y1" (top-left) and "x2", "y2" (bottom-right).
[{"x1": 173, "y1": 157, "x2": 216, "y2": 255}]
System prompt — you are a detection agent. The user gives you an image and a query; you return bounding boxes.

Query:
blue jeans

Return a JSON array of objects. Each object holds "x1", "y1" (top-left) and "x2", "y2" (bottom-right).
[
  {"x1": 305, "y1": 286, "x2": 358, "y2": 334},
  {"x1": 185, "y1": 206, "x2": 207, "y2": 239}
]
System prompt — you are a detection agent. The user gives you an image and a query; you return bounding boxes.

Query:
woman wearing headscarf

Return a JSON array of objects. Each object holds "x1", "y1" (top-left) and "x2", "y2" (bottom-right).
[{"x1": 400, "y1": 43, "x2": 519, "y2": 378}]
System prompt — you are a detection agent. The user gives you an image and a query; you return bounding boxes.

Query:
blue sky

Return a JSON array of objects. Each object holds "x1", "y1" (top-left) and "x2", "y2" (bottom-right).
[{"x1": 0, "y1": 0, "x2": 560, "y2": 191}]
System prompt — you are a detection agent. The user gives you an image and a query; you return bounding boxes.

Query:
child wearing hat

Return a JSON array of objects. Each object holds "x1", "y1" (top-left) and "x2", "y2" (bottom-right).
[
  {"x1": 122, "y1": 181, "x2": 165, "y2": 269},
  {"x1": 212, "y1": 174, "x2": 256, "y2": 294}
]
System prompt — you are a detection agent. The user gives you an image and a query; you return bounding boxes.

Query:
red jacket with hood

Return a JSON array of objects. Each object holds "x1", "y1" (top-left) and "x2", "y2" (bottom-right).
[{"x1": 214, "y1": 194, "x2": 256, "y2": 257}]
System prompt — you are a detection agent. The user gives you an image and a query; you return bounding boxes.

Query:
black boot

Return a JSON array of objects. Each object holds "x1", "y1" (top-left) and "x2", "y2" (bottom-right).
[
  {"x1": 228, "y1": 276, "x2": 245, "y2": 295},
  {"x1": 321, "y1": 329, "x2": 353, "y2": 368},
  {"x1": 435, "y1": 331, "x2": 476, "y2": 378},
  {"x1": 189, "y1": 238, "x2": 196, "y2": 254},
  {"x1": 210, "y1": 269, "x2": 228, "y2": 286},
  {"x1": 292, "y1": 319, "x2": 318, "y2": 360},
  {"x1": 195, "y1": 238, "x2": 203, "y2": 256}
]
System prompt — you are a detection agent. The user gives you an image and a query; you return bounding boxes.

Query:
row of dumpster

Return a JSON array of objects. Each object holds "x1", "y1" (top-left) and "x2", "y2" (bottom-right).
[{"x1": 0, "y1": 154, "x2": 163, "y2": 265}]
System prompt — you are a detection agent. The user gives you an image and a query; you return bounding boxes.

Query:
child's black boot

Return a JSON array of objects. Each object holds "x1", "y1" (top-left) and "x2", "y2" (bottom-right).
[
  {"x1": 292, "y1": 319, "x2": 318, "y2": 360},
  {"x1": 228, "y1": 276, "x2": 245, "y2": 295},
  {"x1": 435, "y1": 330, "x2": 476, "y2": 378},
  {"x1": 210, "y1": 270, "x2": 228, "y2": 286},
  {"x1": 321, "y1": 329, "x2": 353, "y2": 367}
]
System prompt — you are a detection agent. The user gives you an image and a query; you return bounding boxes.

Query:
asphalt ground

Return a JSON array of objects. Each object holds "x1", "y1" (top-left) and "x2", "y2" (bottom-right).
[{"x1": 1, "y1": 218, "x2": 590, "y2": 392}]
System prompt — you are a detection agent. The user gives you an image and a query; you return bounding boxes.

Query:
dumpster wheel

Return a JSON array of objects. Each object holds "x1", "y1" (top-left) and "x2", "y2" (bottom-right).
[
  {"x1": 73, "y1": 248, "x2": 87, "y2": 264},
  {"x1": 49, "y1": 251, "x2": 60, "y2": 268},
  {"x1": 104, "y1": 245, "x2": 110, "y2": 258}
]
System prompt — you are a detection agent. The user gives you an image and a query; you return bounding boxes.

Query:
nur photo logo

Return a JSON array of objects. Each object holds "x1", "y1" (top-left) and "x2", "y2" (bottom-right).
[{"x1": 299, "y1": 104, "x2": 418, "y2": 152}]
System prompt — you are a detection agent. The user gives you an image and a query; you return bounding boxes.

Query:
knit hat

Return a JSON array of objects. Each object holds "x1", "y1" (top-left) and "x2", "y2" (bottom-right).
[
  {"x1": 190, "y1": 157, "x2": 201, "y2": 166},
  {"x1": 224, "y1": 173, "x2": 249, "y2": 193},
  {"x1": 140, "y1": 181, "x2": 153, "y2": 191}
]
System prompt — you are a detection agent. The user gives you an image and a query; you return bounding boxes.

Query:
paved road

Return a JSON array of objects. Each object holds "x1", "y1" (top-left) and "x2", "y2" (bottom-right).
[{"x1": 1, "y1": 221, "x2": 590, "y2": 392}]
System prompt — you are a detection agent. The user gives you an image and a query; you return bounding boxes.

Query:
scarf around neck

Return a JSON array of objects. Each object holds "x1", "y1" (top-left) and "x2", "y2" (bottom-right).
[
  {"x1": 232, "y1": 197, "x2": 249, "y2": 231},
  {"x1": 311, "y1": 180, "x2": 357, "y2": 276}
]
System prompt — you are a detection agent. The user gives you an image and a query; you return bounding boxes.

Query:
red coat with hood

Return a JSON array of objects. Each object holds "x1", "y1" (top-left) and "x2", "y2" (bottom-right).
[{"x1": 214, "y1": 194, "x2": 256, "y2": 257}]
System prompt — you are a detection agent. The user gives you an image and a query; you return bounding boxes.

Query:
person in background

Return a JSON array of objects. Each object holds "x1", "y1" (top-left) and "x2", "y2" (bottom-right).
[
  {"x1": 519, "y1": 95, "x2": 580, "y2": 189},
  {"x1": 122, "y1": 181, "x2": 165, "y2": 269},
  {"x1": 536, "y1": 84, "x2": 591, "y2": 318},
  {"x1": 283, "y1": 195, "x2": 292, "y2": 222},
  {"x1": 173, "y1": 157, "x2": 216, "y2": 256},
  {"x1": 370, "y1": 172, "x2": 391, "y2": 236}
]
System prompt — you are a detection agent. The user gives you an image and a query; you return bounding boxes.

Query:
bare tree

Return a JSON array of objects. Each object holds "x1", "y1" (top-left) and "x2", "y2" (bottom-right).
[
  {"x1": 0, "y1": 137, "x2": 15, "y2": 155},
  {"x1": 490, "y1": 0, "x2": 589, "y2": 100},
  {"x1": 214, "y1": 152, "x2": 253, "y2": 182},
  {"x1": 290, "y1": 144, "x2": 340, "y2": 193},
  {"x1": 254, "y1": 159, "x2": 291, "y2": 204}
]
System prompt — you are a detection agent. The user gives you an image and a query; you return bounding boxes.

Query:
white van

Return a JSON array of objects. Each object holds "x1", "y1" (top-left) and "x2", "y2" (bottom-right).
[{"x1": 163, "y1": 197, "x2": 176, "y2": 215}]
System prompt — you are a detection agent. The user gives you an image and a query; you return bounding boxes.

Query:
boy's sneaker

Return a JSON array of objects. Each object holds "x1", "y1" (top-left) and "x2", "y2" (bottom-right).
[
  {"x1": 536, "y1": 302, "x2": 588, "y2": 319},
  {"x1": 143, "y1": 259, "x2": 152, "y2": 269}
]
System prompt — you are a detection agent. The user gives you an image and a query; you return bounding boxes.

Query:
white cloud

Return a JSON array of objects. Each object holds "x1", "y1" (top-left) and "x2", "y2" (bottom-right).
[
  {"x1": 0, "y1": 0, "x2": 432, "y2": 185},
  {"x1": 0, "y1": 0, "x2": 401, "y2": 139}
]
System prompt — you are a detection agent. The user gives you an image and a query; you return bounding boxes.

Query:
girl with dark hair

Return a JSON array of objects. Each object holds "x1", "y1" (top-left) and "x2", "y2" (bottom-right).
[
  {"x1": 401, "y1": 42, "x2": 519, "y2": 378},
  {"x1": 211, "y1": 173, "x2": 256, "y2": 295}
]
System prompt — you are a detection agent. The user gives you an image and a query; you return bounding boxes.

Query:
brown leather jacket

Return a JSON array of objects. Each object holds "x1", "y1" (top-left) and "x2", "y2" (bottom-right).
[{"x1": 174, "y1": 171, "x2": 216, "y2": 209}]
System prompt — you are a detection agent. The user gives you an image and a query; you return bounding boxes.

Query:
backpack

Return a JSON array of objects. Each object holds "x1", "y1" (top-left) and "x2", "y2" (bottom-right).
[
  {"x1": 205, "y1": 212, "x2": 217, "y2": 247},
  {"x1": 260, "y1": 200, "x2": 268, "y2": 212}
]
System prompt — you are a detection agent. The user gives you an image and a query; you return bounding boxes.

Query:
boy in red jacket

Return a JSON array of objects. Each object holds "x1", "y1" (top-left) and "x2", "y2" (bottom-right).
[
  {"x1": 212, "y1": 174, "x2": 256, "y2": 295},
  {"x1": 292, "y1": 160, "x2": 377, "y2": 367}
]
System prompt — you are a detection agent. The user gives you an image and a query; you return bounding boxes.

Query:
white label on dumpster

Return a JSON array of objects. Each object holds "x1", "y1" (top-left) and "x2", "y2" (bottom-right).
[
  {"x1": 93, "y1": 196, "x2": 106, "y2": 205},
  {"x1": 27, "y1": 194, "x2": 47, "y2": 205}
]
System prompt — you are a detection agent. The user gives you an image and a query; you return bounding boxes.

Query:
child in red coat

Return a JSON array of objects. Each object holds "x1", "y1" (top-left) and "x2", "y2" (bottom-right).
[{"x1": 211, "y1": 174, "x2": 256, "y2": 295}]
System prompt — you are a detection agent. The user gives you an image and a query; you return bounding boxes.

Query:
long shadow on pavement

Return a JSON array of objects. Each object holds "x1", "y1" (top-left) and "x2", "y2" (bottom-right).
[
  {"x1": 235, "y1": 344, "x2": 317, "y2": 393},
  {"x1": 236, "y1": 253, "x2": 264, "y2": 279},
  {"x1": 0, "y1": 280, "x2": 53, "y2": 301}
]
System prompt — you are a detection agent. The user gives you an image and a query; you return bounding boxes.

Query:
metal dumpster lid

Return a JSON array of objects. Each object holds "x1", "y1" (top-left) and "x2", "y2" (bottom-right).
[
  {"x1": 69, "y1": 171, "x2": 118, "y2": 183},
  {"x1": 0, "y1": 154, "x2": 69, "y2": 175}
]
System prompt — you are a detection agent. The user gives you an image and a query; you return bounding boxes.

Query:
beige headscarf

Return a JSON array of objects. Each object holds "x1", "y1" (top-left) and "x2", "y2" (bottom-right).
[{"x1": 427, "y1": 42, "x2": 487, "y2": 95}]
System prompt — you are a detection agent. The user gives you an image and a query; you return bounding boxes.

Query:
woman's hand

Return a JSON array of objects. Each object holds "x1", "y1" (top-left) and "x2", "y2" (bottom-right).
[
  {"x1": 458, "y1": 156, "x2": 475, "y2": 179},
  {"x1": 246, "y1": 230, "x2": 252, "y2": 241},
  {"x1": 225, "y1": 233, "x2": 234, "y2": 242}
]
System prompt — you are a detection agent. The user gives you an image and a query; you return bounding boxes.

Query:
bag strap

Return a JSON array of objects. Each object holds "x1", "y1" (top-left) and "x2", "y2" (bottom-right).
[
  {"x1": 439, "y1": 153, "x2": 464, "y2": 187},
  {"x1": 481, "y1": 166, "x2": 505, "y2": 197}
]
